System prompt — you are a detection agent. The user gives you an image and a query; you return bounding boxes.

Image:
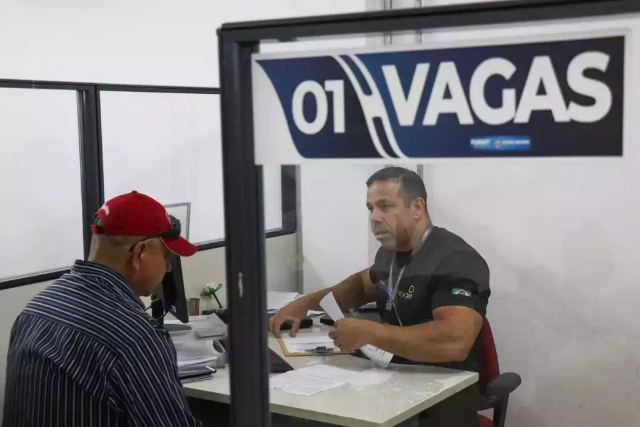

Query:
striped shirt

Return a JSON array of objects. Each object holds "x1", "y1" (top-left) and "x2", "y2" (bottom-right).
[{"x1": 2, "y1": 260, "x2": 202, "y2": 427}]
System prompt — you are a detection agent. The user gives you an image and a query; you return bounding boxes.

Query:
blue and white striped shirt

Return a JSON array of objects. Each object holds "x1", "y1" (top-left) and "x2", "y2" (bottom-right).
[{"x1": 2, "y1": 260, "x2": 202, "y2": 427}]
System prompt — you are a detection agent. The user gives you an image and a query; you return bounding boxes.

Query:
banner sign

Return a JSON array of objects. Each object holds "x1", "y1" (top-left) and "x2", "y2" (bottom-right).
[{"x1": 252, "y1": 35, "x2": 624, "y2": 163}]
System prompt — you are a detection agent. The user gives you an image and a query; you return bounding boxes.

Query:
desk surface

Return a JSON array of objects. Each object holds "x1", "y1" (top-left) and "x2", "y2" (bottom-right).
[{"x1": 183, "y1": 326, "x2": 478, "y2": 427}]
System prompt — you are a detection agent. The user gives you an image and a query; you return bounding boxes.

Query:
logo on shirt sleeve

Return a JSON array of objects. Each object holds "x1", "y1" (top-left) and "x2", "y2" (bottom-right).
[{"x1": 452, "y1": 288, "x2": 472, "y2": 297}]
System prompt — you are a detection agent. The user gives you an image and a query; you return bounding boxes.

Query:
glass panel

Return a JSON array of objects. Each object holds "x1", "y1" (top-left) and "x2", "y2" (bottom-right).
[
  {"x1": 249, "y1": 10, "x2": 636, "y2": 427},
  {"x1": 100, "y1": 91, "x2": 286, "y2": 244},
  {"x1": 100, "y1": 91, "x2": 223, "y2": 245},
  {"x1": 0, "y1": 88, "x2": 83, "y2": 281}
]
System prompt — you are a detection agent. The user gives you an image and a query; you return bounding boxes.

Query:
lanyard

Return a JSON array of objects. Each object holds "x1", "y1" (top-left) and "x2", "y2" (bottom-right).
[{"x1": 385, "y1": 225, "x2": 433, "y2": 324}]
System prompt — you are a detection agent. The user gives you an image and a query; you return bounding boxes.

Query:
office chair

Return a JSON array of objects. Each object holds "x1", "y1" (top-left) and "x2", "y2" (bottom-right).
[{"x1": 477, "y1": 318, "x2": 522, "y2": 427}]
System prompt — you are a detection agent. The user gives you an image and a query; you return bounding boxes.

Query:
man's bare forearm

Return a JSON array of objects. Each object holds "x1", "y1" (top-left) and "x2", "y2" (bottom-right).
[
  {"x1": 362, "y1": 307, "x2": 483, "y2": 363},
  {"x1": 301, "y1": 269, "x2": 373, "y2": 311},
  {"x1": 367, "y1": 321, "x2": 471, "y2": 363}
]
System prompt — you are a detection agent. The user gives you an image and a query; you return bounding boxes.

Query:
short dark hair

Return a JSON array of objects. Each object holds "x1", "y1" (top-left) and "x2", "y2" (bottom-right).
[{"x1": 366, "y1": 166, "x2": 428, "y2": 211}]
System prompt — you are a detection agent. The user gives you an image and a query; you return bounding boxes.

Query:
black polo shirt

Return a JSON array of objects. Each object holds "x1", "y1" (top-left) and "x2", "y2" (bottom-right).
[{"x1": 369, "y1": 226, "x2": 490, "y2": 373}]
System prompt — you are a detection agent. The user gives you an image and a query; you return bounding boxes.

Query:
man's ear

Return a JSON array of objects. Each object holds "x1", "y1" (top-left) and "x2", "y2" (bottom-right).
[
  {"x1": 130, "y1": 241, "x2": 147, "y2": 272},
  {"x1": 412, "y1": 198, "x2": 425, "y2": 219}
]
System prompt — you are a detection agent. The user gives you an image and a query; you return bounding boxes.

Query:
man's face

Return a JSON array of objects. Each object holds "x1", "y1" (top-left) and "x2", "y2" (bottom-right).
[
  {"x1": 367, "y1": 180, "x2": 415, "y2": 250},
  {"x1": 130, "y1": 239, "x2": 172, "y2": 297}
]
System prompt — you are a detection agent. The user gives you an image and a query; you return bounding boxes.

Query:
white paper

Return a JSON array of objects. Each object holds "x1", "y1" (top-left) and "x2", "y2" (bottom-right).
[
  {"x1": 361, "y1": 344, "x2": 394, "y2": 368},
  {"x1": 267, "y1": 291, "x2": 300, "y2": 311},
  {"x1": 281, "y1": 331, "x2": 336, "y2": 353},
  {"x1": 270, "y1": 368, "x2": 346, "y2": 396},
  {"x1": 307, "y1": 310, "x2": 325, "y2": 316},
  {"x1": 301, "y1": 365, "x2": 391, "y2": 386},
  {"x1": 319, "y1": 292, "x2": 394, "y2": 368},
  {"x1": 319, "y1": 292, "x2": 344, "y2": 320},
  {"x1": 176, "y1": 357, "x2": 219, "y2": 368}
]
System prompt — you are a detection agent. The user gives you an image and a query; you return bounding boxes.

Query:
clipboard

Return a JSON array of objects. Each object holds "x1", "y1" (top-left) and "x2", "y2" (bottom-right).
[{"x1": 277, "y1": 337, "x2": 354, "y2": 357}]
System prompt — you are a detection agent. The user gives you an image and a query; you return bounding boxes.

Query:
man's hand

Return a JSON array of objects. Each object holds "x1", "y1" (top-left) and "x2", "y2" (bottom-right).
[
  {"x1": 269, "y1": 298, "x2": 310, "y2": 337},
  {"x1": 329, "y1": 318, "x2": 377, "y2": 351}
]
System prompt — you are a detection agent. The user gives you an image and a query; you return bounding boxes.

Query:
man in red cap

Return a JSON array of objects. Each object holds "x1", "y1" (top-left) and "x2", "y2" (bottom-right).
[{"x1": 3, "y1": 192, "x2": 203, "y2": 427}]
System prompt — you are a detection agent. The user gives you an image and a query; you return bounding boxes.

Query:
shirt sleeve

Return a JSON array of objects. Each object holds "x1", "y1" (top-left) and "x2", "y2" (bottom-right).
[
  {"x1": 110, "y1": 331, "x2": 202, "y2": 427},
  {"x1": 430, "y1": 250, "x2": 490, "y2": 316},
  {"x1": 368, "y1": 267, "x2": 377, "y2": 284}
]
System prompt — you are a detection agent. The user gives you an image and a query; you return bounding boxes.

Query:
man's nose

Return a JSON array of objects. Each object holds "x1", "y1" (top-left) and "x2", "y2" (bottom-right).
[{"x1": 370, "y1": 209, "x2": 384, "y2": 223}]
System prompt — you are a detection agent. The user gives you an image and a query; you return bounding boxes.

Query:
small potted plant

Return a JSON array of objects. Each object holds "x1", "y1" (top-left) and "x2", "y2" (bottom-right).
[{"x1": 201, "y1": 283, "x2": 223, "y2": 312}]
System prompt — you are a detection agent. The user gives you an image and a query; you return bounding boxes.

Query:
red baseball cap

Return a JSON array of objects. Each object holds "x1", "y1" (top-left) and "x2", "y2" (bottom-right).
[{"x1": 91, "y1": 191, "x2": 197, "y2": 257}]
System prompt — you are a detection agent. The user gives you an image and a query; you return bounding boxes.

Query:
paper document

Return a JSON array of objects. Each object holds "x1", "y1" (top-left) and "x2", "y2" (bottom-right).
[
  {"x1": 270, "y1": 367, "x2": 346, "y2": 396},
  {"x1": 319, "y1": 292, "x2": 345, "y2": 320},
  {"x1": 300, "y1": 365, "x2": 392, "y2": 387},
  {"x1": 176, "y1": 357, "x2": 220, "y2": 368},
  {"x1": 281, "y1": 330, "x2": 336, "y2": 353},
  {"x1": 361, "y1": 345, "x2": 394, "y2": 368},
  {"x1": 319, "y1": 292, "x2": 395, "y2": 368},
  {"x1": 270, "y1": 365, "x2": 391, "y2": 396},
  {"x1": 267, "y1": 291, "x2": 300, "y2": 311}
]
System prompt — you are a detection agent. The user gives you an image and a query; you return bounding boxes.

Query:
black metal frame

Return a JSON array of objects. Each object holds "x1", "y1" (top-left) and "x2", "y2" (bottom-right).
[
  {"x1": 218, "y1": 0, "x2": 640, "y2": 425},
  {"x1": 0, "y1": 80, "x2": 297, "y2": 290}
]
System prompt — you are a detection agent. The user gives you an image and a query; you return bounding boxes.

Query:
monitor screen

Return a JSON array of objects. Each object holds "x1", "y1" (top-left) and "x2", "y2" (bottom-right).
[{"x1": 161, "y1": 255, "x2": 189, "y2": 323}]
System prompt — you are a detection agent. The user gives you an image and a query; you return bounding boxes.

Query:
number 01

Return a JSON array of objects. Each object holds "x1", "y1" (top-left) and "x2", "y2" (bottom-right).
[{"x1": 292, "y1": 80, "x2": 345, "y2": 135}]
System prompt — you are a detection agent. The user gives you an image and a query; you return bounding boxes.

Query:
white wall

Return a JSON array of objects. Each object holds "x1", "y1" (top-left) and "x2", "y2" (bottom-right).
[
  {"x1": 427, "y1": 161, "x2": 640, "y2": 427},
  {"x1": 409, "y1": 2, "x2": 640, "y2": 427},
  {"x1": 301, "y1": 164, "x2": 381, "y2": 293},
  {"x1": 0, "y1": 0, "x2": 368, "y2": 87}
]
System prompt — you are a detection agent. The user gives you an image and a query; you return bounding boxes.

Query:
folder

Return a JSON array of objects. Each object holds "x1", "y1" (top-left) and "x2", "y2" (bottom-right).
[{"x1": 277, "y1": 331, "x2": 353, "y2": 357}]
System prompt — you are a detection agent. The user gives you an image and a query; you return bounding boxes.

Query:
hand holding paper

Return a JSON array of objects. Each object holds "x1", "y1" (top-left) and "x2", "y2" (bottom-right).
[
  {"x1": 329, "y1": 318, "x2": 373, "y2": 351},
  {"x1": 319, "y1": 292, "x2": 394, "y2": 368},
  {"x1": 319, "y1": 292, "x2": 344, "y2": 321}
]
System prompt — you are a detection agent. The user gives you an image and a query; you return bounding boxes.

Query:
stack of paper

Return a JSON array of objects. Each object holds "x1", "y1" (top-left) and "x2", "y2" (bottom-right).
[
  {"x1": 171, "y1": 319, "x2": 227, "y2": 368},
  {"x1": 281, "y1": 330, "x2": 336, "y2": 354},
  {"x1": 176, "y1": 356, "x2": 220, "y2": 368},
  {"x1": 178, "y1": 365, "x2": 216, "y2": 384}
]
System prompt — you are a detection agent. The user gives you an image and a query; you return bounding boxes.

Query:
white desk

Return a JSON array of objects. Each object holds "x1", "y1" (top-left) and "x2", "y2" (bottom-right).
[{"x1": 183, "y1": 327, "x2": 478, "y2": 427}]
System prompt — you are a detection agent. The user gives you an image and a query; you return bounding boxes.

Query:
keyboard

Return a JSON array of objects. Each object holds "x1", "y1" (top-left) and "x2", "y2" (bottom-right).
[{"x1": 269, "y1": 347, "x2": 294, "y2": 374}]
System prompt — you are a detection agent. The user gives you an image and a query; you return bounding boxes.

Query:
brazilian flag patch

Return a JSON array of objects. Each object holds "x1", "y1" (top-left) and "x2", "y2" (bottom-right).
[{"x1": 452, "y1": 288, "x2": 471, "y2": 297}]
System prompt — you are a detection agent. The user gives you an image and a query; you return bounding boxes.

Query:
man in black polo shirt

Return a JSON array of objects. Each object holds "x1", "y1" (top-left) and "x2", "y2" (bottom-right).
[{"x1": 270, "y1": 166, "x2": 490, "y2": 426}]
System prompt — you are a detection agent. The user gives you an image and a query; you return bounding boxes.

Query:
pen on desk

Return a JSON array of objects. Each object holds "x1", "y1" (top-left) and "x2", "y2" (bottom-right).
[{"x1": 304, "y1": 346, "x2": 334, "y2": 355}]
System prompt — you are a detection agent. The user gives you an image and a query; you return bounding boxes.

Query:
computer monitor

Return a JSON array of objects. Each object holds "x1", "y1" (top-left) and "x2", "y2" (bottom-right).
[{"x1": 151, "y1": 254, "x2": 189, "y2": 324}]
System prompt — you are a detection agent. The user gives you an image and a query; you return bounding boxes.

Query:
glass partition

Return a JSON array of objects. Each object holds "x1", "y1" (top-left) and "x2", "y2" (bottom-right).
[
  {"x1": 0, "y1": 88, "x2": 83, "y2": 282},
  {"x1": 218, "y1": 3, "x2": 638, "y2": 426},
  {"x1": 100, "y1": 91, "x2": 285, "y2": 246}
]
